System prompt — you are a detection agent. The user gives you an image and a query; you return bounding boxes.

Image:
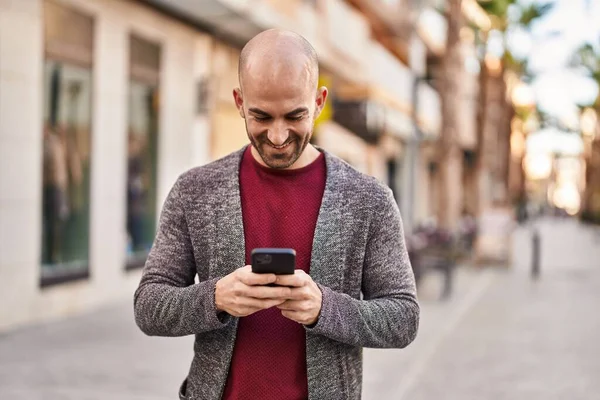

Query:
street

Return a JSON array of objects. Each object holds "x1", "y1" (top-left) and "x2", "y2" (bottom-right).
[
  {"x1": 363, "y1": 217, "x2": 600, "y2": 400},
  {"x1": 1, "y1": 217, "x2": 599, "y2": 399}
]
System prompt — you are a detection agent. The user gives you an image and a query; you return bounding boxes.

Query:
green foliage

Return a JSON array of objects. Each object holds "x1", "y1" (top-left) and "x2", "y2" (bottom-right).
[
  {"x1": 476, "y1": 0, "x2": 517, "y2": 19},
  {"x1": 570, "y1": 43, "x2": 600, "y2": 108},
  {"x1": 570, "y1": 43, "x2": 600, "y2": 77},
  {"x1": 518, "y1": 2, "x2": 555, "y2": 26},
  {"x1": 476, "y1": 0, "x2": 554, "y2": 26},
  {"x1": 474, "y1": 0, "x2": 555, "y2": 76},
  {"x1": 503, "y1": 50, "x2": 528, "y2": 75}
]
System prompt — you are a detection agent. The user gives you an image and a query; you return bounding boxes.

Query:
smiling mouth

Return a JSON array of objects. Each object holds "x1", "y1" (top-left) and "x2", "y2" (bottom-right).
[{"x1": 268, "y1": 141, "x2": 293, "y2": 150}]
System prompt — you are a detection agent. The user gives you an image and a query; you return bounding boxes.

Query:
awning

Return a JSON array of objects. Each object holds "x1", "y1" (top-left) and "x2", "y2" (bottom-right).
[
  {"x1": 142, "y1": 0, "x2": 367, "y2": 85},
  {"x1": 141, "y1": 0, "x2": 265, "y2": 46}
]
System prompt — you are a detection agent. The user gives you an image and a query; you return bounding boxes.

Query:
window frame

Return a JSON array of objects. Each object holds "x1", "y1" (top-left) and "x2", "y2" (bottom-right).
[{"x1": 40, "y1": 0, "x2": 96, "y2": 288}]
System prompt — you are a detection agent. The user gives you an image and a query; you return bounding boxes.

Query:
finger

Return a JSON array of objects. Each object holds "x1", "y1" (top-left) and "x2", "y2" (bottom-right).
[
  {"x1": 276, "y1": 300, "x2": 309, "y2": 311},
  {"x1": 239, "y1": 296, "x2": 285, "y2": 310},
  {"x1": 239, "y1": 267, "x2": 277, "y2": 286},
  {"x1": 280, "y1": 309, "x2": 299, "y2": 320},
  {"x1": 245, "y1": 285, "x2": 292, "y2": 299},
  {"x1": 278, "y1": 286, "x2": 312, "y2": 301},
  {"x1": 274, "y1": 271, "x2": 308, "y2": 287}
]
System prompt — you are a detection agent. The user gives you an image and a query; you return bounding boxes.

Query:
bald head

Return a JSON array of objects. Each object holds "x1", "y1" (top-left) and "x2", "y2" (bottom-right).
[
  {"x1": 238, "y1": 29, "x2": 319, "y2": 90},
  {"x1": 233, "y1": 29, "x2": 327, "y2": 170}
]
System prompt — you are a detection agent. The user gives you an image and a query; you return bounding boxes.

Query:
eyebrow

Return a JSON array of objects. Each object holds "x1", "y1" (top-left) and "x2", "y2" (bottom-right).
[{"x1": 248, "y1": 107, "x2": 309, "y2": 118}]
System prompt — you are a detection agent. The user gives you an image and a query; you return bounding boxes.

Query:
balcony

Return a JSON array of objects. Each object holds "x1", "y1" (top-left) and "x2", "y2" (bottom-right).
[
  {"x1": 333, "y1": 40, "x2": 415, "y2": 141},
  {"x1": 346, "y1": 0, "x2": 415, "y2": 39},
  {"x1": 417, "y1": 6, "x2": 447, "y2": 56},
  {"x1": 417, "y1": 81, "x2": 441, "y2": 139},
  {"x1": 141, "y1": 0, "x2": 319, "y2": 47},
  {"x1": 369, "y1": 42, "x2": 413, "y2": 110},
  {"x1": 332, "y1": 99, "x2": 385, "y2": 144},
  {"x1": 346, "y1": 0, "x2": 418, "y2": 64},
  {"x1": 456, "y1": 43, "x2": 479, "y2": 149},
  {"x1": 141, "y1": 0, "x2": 263, "y2": 46},
  {"x1": 141, "y1": 0, "x2": 368, "y2": 84},
  {"x1": 321, "y1": 0, "x2": 370, "y2": 66}
]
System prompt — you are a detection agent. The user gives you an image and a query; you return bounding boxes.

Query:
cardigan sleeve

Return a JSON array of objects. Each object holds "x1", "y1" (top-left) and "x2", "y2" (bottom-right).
[
  {"x1": 133, "y1": 176, "x2": 232, "y2": 337},
  {"x1": 305, "y1": 187, "x2": 420, "y2": 348}
]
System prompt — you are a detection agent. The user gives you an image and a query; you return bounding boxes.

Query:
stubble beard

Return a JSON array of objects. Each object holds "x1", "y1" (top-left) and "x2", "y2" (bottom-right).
[{"x1": 247, "y1": 129, "x2": 312, "y2": 169}]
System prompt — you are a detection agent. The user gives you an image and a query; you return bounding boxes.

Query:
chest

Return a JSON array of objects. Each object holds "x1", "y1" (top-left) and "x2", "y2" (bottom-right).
[
  {"x1": 186, "y1": 174, "x2": 369, "y2": 296},
  {"x1": 239, "y1": 168, "x2": 325, "y2": 254}
]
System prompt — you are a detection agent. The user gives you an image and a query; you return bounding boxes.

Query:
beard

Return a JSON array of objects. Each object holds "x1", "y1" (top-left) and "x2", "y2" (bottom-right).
[{"x1": 247, "y1": 129, "x2": 312, "y2": 169}]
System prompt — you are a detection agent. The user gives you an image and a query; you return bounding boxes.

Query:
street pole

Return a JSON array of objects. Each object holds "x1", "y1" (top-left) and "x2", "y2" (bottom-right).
[{"x1": 531, "y1": 227, "x2": 541, "y2": 279}]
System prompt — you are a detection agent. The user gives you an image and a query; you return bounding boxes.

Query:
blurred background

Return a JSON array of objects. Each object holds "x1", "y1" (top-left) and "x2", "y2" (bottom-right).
[{"x1": 0, "y1": 0, "x2": 599, "y2": 399}]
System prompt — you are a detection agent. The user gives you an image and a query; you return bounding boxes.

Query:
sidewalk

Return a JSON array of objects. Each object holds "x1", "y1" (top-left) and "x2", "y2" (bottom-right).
[
  {"x1": 362, "y1": 264, "x2": 498, "y2": 399},
  {"x1": 363, "y1": 216, "x2": 600, "y2": 400},
  {"x1": 511, "y1": 216, "x2": 600, "y2": 272},
  {"x1": 0, "y1": 303, "x2": 193, "y2": 399},
  {"x1": 0, "y1": 266, "x2": 499, "y2": 400}
]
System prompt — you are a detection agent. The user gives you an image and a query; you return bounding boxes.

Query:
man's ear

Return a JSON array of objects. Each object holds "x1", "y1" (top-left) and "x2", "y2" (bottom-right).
[
  {"x1": 314, "y1": 86, "x2": 328, "y2": 119},
  {"x1": 233, "y1": 88, "x2": 245, "y2": 118}
]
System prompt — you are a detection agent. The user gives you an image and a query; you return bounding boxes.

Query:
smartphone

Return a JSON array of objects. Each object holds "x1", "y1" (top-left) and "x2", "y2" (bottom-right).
[{"x1": 251, "y1": 248, "x2": 296, "y2": 275}]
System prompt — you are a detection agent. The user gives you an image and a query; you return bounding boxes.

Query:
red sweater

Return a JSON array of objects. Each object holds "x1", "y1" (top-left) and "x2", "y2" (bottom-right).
[{"x1": 222, "y1": 146, "x2": 326, "y2": 400}]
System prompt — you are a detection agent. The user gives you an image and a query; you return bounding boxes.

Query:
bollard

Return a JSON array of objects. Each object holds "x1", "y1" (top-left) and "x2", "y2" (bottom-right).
[{"x1": 531, "y1": 228, "x2": 540, "y2": 279}]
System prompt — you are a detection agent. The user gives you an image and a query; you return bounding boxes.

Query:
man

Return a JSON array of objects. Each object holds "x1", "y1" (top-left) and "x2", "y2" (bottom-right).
[{"x1": 134, "y1": 29, "x2": 419, "y2": 400}]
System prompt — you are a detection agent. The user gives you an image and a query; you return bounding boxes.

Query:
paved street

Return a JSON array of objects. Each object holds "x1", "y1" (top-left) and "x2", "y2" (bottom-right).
[
  {"x1": 1, "y1": 217, "x2": 599, "y2": 399},
  {"x1": 364, "y1": 217, "x2": 600, "y2": 400}
]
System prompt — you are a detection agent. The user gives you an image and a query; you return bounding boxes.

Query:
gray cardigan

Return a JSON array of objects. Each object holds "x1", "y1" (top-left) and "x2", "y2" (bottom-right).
[{"x1": 134, "y1": 146, "x2": 419, "y2": 400}]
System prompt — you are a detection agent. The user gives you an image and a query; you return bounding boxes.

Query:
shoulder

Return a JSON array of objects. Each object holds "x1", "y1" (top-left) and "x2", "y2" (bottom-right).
[
  {"x1": 324, "y1": 151, "x2": 394, "y2": 206},
  {"x1": 174, "y1": 147, "x2": 245, "y2": 194}
]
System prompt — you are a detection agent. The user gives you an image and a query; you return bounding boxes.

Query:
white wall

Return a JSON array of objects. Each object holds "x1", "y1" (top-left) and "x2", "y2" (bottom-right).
[
  {"x1": 0, "y1": 0, "x2": 212, "y2": 332},
  {"x1": 0, "y1": 0, "x2": 45, "y2": 331}
]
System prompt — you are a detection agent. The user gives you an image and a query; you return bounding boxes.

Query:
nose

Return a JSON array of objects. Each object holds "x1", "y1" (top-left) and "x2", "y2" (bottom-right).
[{"x1": 267, "y1": 120, "x2": 290, "y2": 146}]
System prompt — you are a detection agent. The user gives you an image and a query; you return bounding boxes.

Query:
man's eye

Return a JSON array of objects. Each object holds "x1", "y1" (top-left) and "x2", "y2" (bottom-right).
[
  {"x1": 288, "y1": 115, "x2": 304, "y2": 121},
  {"x1": 254, "y1": 116, "x2": 270, "y2": 122}
]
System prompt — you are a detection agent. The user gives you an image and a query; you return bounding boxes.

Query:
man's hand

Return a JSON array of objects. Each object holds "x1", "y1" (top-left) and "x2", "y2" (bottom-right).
[
  {"x1": 275, "y1": 270, "x2": 322, "y2": 326},
  {"x1": 215, "y1": 266, "x2": 292, "y2": 317}
]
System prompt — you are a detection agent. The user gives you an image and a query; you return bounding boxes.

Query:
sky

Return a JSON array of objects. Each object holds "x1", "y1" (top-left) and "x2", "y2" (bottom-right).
[{"x1": 508, "y1": 0, "x2": 600, "y2": 155}]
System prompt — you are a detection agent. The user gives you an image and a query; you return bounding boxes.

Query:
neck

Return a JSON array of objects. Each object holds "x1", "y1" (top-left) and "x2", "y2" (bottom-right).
[{"x1": 250, "y1": 144, "x2": 320, "y2": 170}]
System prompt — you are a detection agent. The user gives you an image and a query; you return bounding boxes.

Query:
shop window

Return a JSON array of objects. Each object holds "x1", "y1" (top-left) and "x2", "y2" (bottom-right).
[{"x1": 41, "y1": 0, "x2": 94, "y2": 286}]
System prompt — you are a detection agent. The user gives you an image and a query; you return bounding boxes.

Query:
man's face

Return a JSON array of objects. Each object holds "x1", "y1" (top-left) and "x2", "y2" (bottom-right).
[{"x1": 234, "y1": 66, "x2": 326, "y2": 169}]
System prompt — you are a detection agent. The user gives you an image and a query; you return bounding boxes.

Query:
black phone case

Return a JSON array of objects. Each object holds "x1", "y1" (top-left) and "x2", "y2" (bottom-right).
[{"x1": 251, "y1": 248, "x2": 296, "y2": 275}]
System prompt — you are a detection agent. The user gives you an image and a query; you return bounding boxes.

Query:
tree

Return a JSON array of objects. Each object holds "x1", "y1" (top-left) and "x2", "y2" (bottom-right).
[
  {"x1": 474, "y1": 0, "x2": 554, "y2": 213},
  {"x1": 436, "y1": 0, "x2": 552, "y2": 229},
  {"x1": 570, "y1": 43, "x2": 600, "y2": 221},
  {"x1": 437, "y1": 0, "x2": 465, "y2": 229}
]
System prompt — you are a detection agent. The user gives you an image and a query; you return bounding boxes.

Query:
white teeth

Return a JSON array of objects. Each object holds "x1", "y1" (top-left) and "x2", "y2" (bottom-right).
[{"x1": 271, "y1": 142, "x2": 290, "y2": 149}]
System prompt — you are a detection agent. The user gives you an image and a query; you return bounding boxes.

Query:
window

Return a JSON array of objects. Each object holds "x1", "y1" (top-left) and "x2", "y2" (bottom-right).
[
  {"x1": 125, "y1": 35, "x2": 161, "y2": 269},
  {"x1": 41, "y1": 1, "x2": 94, "y2": 286}
]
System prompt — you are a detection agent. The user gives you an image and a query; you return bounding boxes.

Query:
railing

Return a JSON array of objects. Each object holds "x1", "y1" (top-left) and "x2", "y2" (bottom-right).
[
  {"x1": 417, "y1": 81, "x2": 441, "y2": 138},
  {"x1": 322, "y1": 0, "x2": 370, "y2": 66},
  {"x1": 369, "y1": 42, "x2": 413, "y2": 109},
  {"x1": 347, "y1": 0, "x2": 415, "y2": 38},
  {"x1": 417, "y1": 7, "x2": 447, "y2": 55}
]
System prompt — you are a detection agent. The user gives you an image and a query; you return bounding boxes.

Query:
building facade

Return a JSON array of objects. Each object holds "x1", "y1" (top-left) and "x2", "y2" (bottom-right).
[
  {"x1": 0, "y1": 0, "x2": 214, "y2": 331},
  {"x1": 0, "y1": 0, "x2": 446, "y2": 332}
]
